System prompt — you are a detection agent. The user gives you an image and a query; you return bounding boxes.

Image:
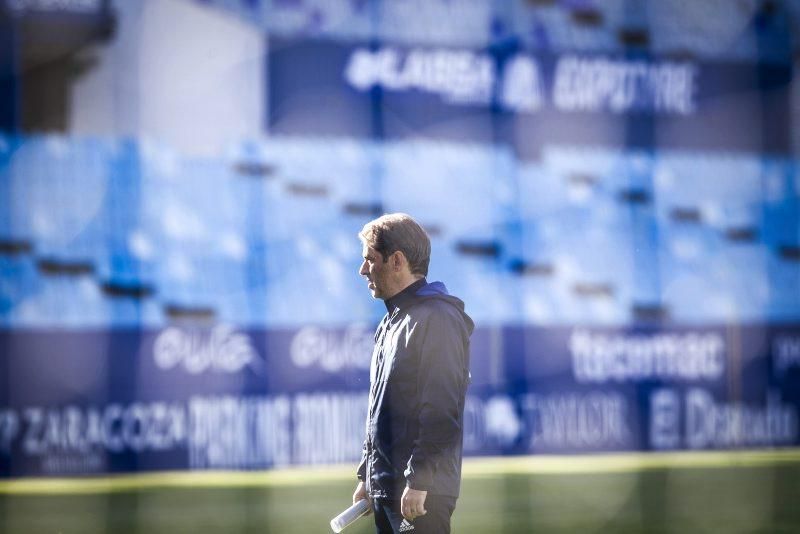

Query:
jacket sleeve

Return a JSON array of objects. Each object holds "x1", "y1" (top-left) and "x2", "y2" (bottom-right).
[
  {"x1": 404, "y1": 308, "x2": 468, "y2": 491},
  {"x1": 357, "y1": 438, "x2": 367, "y2": 481}
]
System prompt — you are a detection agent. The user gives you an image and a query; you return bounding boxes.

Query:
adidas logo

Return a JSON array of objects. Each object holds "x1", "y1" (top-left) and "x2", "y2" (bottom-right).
[{"x1": 399, "y1": 519, "x2": 415, "y2": 532}]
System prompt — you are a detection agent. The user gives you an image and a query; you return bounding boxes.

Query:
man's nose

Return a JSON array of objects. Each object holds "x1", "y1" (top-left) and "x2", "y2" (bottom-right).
[{"x1": 359, "y1": 261, "x2": 368, "y2": 276}]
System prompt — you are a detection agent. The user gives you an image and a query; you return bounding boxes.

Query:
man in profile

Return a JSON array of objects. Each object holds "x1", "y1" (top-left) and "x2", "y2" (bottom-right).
[{"x1": 352, "y1": 213, "x2": 474, "y2": 534}]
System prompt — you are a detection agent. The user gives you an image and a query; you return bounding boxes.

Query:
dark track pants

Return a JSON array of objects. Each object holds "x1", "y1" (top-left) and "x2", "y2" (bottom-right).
[{"x1": 372, "y1": 495, "x2": 457, "y2": 534}]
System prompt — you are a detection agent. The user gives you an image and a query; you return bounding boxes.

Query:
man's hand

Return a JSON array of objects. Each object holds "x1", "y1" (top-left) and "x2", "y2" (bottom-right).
[
  {"x1": 353, "y1": 481, "x2": 372, "y2": 515},
  {"x1": 401, "y1": 486, "x2": 427, "y2": 521}
]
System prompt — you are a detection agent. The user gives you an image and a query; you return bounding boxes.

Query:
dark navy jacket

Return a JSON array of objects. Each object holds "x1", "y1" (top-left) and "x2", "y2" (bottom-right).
[{"x1": 357, "y1": 278, "x2": 474, "y2": 499}]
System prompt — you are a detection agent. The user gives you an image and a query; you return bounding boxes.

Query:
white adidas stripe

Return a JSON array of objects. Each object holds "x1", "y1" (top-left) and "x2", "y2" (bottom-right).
[{"x1": 399, "y1": 518, "x2": 415, "y2": 532}]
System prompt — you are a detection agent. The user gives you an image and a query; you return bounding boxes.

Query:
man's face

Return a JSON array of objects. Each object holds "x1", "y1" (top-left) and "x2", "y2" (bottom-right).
[{"x1": 360, "y1": 245, "x2": 391, "y2": 299}]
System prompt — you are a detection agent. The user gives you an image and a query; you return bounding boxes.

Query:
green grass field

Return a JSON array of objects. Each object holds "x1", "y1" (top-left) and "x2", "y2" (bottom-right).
[{"x1": 2, "y1": 450, "x2": 800, "y2": 533}]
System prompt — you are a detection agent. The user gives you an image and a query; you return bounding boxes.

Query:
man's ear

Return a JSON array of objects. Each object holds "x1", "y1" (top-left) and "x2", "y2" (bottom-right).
[{"x1": 391, "y1": 251, "x2": 407, "y2": 272}]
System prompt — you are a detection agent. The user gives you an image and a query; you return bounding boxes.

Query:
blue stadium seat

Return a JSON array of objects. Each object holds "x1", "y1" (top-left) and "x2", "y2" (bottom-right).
[
  {"x1": 766, "y1": 250, "x2": 800, "y2": 320},
  {"x1": 428, "y1": 233, "x2": 518, "y2": 325},
  {"x1": 511, "y1": 0, "x2": 624, "y2": 53},
  {"x1": 382, "y1": 141, "x2": 515, "y2": 241},
  {"x1": 0, "y1": 133, "x2": 17, "y2": 237},
  {"x1": 211, "y1": 0, "x2": 374, "y2": 40},
  {"x1": 377, "y1": 0, "x2": 493, "y2": 46},
  {"x1": 87, "y1": 140, "x2": 155, "y2": 286},
  {"x1": 7, "y1": 137, "x2": 113, "y2": 262},
  {"x1": 252, "y1": 234, "x2": 369, "y2": 326},
  {"x1": 710, "y1": 242, "x2": 773, "y2": 322},
  {"x1": 658, "y1": 221, "x2": 727, "y2": 322},
  {"x1": 515, "y1": 162, "x2": 571, "y2": 221},
  {"x1": 13, "y1": 270, "x2": 108, "y2": 327},
  {"x1": 0, "y1": 254, "x2": 39, "y2": 326},
  {"x1": 653, "y1": 153, "x2": 763, "y2": 229},
  {"x1": 647, "y1": 0, "x2": 761, "y2": 60},
  {"x1": 761, "y1": 160, "x2": 799, "y2": 248}
]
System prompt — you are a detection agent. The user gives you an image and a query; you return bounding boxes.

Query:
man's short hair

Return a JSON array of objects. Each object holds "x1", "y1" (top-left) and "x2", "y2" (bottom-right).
[{"x1": 359, "y1": 213, "x2": 431, "y2": 276}]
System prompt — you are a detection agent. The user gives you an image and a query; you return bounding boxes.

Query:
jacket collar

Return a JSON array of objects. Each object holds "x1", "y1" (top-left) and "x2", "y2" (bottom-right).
[{"x1": 384, "y1": 278, "x2": 427, "y2": 313}]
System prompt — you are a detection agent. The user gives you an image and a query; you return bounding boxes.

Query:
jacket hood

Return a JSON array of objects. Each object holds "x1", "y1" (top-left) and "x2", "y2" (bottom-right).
[{"x1": 415, "y1": 281, "x2": 475, "y2": 334}]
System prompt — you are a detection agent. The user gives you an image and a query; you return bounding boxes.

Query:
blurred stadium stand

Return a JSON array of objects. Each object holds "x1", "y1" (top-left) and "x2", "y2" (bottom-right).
[
  {"x1": 1, "y1": 133, "x2": 797, "y2": 327},
  {"x1": 193, "y1": 0, "x2": 796, "y2": 63}
]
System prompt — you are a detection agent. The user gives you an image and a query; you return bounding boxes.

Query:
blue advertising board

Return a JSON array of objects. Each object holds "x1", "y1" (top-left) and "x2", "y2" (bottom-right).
[
  {"x1": 2, "y1": 324, "x2": 799, "y2": 477},
  {"x1": 267, "y1": 38, "x2": 792, "y2": 156}
]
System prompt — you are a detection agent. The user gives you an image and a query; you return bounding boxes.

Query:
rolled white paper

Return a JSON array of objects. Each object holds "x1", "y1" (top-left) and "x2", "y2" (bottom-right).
[{"x1": 330, "y1": 498, "x2": 370, "y2": 533}]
